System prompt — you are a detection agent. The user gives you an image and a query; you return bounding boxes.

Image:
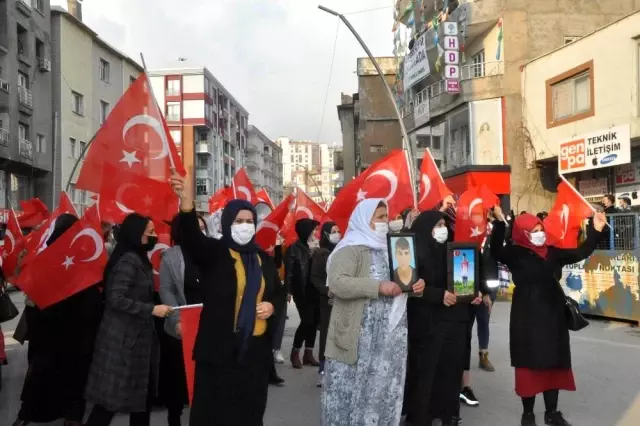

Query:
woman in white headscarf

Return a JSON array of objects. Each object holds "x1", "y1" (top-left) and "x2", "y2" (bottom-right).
[{"x1": 321, "y1": 198, "x2": 425, "y2": 425}]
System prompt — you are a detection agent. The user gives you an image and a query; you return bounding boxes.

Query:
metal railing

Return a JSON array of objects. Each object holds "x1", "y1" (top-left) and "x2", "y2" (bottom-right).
[
  {"x1": 596, "y1": 213, "x2": 640, "y2": 250},
  {"x1": 19, "y1": 138, "x2": 33, "y2": 159},
  {"x1": 0, "y1": 128, "x2": 9, "y2": 146},
  {"x1": 401, "y1": 61, "x2": 504, "y2": 117},
  {"x1": 18, "y1": 86, "x2": 33, "y2": 108}
]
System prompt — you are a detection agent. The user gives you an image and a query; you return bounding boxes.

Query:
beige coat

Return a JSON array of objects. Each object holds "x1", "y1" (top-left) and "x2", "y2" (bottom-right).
[{"x1": 325, "y1": 245, "x2": 381, "y2": 365}]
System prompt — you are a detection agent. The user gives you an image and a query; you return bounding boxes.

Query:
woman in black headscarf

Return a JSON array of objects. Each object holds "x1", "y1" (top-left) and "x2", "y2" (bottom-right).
[
  {"x1": 12, "y1": 214, "x2": 103, "y2": 426},
  {"x1": 309, "y1": 221, "x2": 340, "y2": 387},
  {"x1": 404, "y1": 211, "x2": 472, "y2": 426},
  {"x1": 285, "y1": 218, "x2": 320, "y2": 368},
  {"x1": 84, "y1": 213, "x2": 173, "y2": 426},
  {"x1": 169, "y1": 174, "x2": 281, "y2": 426}
]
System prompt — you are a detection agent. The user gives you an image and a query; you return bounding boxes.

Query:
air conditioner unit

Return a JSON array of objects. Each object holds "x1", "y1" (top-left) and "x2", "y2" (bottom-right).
[{"x1": 39, "y1": 58, "x2": 51, "y2": 72}]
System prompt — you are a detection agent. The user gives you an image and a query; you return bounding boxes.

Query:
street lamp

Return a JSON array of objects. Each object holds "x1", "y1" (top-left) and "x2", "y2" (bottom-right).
[{"x1": 317, "y1": 5, "x2": 416, "y2": 190}]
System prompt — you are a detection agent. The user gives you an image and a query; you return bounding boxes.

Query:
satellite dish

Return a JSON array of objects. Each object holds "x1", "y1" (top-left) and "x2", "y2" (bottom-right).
[{"x1": 255, "y1": 202, "x2": 272, "y2": 223}]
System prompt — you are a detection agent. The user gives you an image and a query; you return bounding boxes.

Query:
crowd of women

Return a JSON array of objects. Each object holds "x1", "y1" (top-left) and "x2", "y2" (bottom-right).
[{"x1": 0, "y1": 170, "x2": 607, "y2": 426}]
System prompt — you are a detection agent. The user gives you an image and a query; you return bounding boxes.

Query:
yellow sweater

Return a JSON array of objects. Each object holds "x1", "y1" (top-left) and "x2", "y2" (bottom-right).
[{"x1": 230, "y1": 249, "x2": 267, "y2": 336}]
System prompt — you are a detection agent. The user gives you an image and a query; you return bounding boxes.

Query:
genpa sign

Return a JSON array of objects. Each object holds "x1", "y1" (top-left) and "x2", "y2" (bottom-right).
[{"x1": 558, "y1": 124, "x2": 631, "y2": 174}]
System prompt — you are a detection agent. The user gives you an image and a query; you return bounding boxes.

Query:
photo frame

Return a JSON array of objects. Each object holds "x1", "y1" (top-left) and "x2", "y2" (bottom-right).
[
  {"x1": 447, "y1": 242, "x2": 480, "y2": 302},
  {"x1": 387, "y1": 233, "x2": 419, "y2": 293}
]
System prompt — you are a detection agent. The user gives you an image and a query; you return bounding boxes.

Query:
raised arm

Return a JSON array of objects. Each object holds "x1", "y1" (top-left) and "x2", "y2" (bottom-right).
[
  {"x1": 489, "y1": 220, "x2": 513, "y2": 268},
  {"x1": 328, "y1": 246, "x2": 380, "y2": 300},
  {"x1": 105, "y1": 255, "x2": 154, "y2": 319},
  {"x1": 552, "y1": 219, "x2": 605, "y2": 267}
]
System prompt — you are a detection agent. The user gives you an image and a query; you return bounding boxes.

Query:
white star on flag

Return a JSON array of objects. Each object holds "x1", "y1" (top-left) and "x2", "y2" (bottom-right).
[
  {"x1": 143, "y1": 195, "x2": 153, "y2": 207},
  {"x1": 356, "y1": 188, "x2": 367, "y2": 201},
  {"x1": 119, "y1": 150, "x2": 141, "y2": 168},
  {"x1": 470, "y1": 227, "x2": 483, "y2": 237},
  {"x1": 62, "y1": 255, "x2": 75, "y2": 270}
]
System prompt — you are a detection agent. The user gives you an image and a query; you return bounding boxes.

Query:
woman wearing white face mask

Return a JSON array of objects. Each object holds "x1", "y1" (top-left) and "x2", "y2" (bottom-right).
[
  {"x1": 490, "y1": 207, "x2": 606, "y2": 426},
  {"x1": 321, "y1": 199, "x2": 425, "y2": 426},
  {"x1": 169, "y1": 173, "x2": 280, "y2": 426}
]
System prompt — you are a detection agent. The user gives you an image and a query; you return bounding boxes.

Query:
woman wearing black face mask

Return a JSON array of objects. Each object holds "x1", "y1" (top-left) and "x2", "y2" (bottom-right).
[{"x1": 85, "y1": 213, "x2": 173, "y2": 426}]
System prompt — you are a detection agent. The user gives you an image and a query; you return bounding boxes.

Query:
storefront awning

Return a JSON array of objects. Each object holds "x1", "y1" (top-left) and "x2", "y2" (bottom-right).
[{"x1": 442, "y1": 165, "x2": 511, "y2": 195}]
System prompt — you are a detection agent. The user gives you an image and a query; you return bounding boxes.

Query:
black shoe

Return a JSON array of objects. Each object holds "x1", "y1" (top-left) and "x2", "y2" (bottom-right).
[
  {"x1": 459, "y1": 386, "x2": 479, "y2": 406},
  {"x1": 522, "y1": 412, "x2": 537, "y2": 426},
  {"x1": 269, "y1": 374, "x2": 285, "y2": 387},
  {"x1": 442, "y1": 417, "x2": 461, "y2": 426},
  {"x1": 544, "y1": 411, "x2": 571, "y2": 426}
]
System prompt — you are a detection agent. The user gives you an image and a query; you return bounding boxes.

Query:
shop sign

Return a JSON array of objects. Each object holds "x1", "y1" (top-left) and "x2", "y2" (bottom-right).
[
  {"x1": 577, "y1": 178, "x2": 608, "y2": 198},
  {"x1": 558, "y1": 124, "x2": 631, "y2": 174},
  {"x1": 414, "y1": 96, "x2": 431, "y2": 127},
  {"x1": 443, "y1": 22, "x2": 460, "y2": 94},
  {"x1": 403, "y1": 33, "x2": 430, "y2": 90},
  {"x1": 615, "y1": 161, "x2": 640, "y2": 186}
]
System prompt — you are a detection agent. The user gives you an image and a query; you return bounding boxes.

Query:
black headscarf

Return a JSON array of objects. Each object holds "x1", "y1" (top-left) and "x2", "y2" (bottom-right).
[
  {"x1": 220, "y1": 199, "x2": 262, "y2": 358},
  {"x1": 46, "y1": 213, "x2": 78, "y2": 247},
  {"x1": 295, "y1": 218, "x2": 319, "y2": 247},
  {"x1": 104, "y1": 213, "x2": 151, "y2": 283},
  {"x1": 319, "y1": 221, "x2": 337, "y2": 251},
  {"x1": 412, "y1": 210, "x2": 448, "y2": 289}
]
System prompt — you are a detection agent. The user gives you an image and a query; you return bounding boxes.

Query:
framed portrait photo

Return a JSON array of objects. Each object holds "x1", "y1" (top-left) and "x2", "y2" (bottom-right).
[
  {"x1": 447, "y1": 243, "x2": 480, "y2": 302},
  {"x1": 387, "y1": 233, "x2": 418, "y2": 293}
]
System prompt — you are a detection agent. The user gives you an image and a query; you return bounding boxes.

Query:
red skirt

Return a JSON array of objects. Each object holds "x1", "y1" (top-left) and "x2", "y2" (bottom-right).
[{"x1": 515, "y1": 368, "x2": 576, "y2": 397}]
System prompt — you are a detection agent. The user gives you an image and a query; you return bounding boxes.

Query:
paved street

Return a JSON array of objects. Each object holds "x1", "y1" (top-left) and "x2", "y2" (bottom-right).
[{"x1": 2, "y1": 292, "x2": 640, "y2": 425}]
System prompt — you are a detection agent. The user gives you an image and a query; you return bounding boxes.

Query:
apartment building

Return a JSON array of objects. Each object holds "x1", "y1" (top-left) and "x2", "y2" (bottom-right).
[
  {"x1": 396, "y1": 0, "x2": 638, "y2": 212},
  {"x1": 51, "y1": 1, "x2": 143, "y2": 213},
  {"x1": 522, "y1": 10, "x2": 640, "y2": 207},
  {"x1": 247, "y1": 125, "x2": 284, "y2": 205},
  {"x1": 0, "y1": 0, "x2": 54, "y2": 210},
  {"x1": 319, "y1": 142, "x2": 342, "y2": 205},
  {"x1": 149, "y1": 67, "x2": 249, "y2": 213}
]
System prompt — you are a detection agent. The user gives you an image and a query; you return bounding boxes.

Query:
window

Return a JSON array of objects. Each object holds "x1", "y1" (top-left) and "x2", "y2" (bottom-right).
[
  {"x1": 170, "y1": 129, "x2": 181, "y2": 144},
  {"x1": 564, "y1": 36, "x2": 581, "y2": 45},
  {"x1": 99, "y1": 59, "x2": 110, "y2": 83},
  {"x1": 432, "y1": 135, "x2": 441, "y2": 150},
  {"x1": 33, "y1": 0, "x2": 44, "y2": 11},
  {"x1": 79, "y1": 141, "x2": 87, "y2": 157},
  {"x1": 17, "y1": 24, "x2": 28, "y2": 57},
  {"x1": 370, "y1": 145, "x2": 384, "y2": 153},
  {"x1": 197, "y1": 155, "x2": 209, "y2": 168},
  {"x1": 290, "y1": 155, "x2": 294, "y2": 163},
  {"x1": 72, "y1": 91, "x2": 84, "y2": 115},
  {"x1": 166, "y1": 102, "x2": 180, "y2": 121},
  {"x1": 79, "y1": 190, "x2": 87, "y2": 205},
  {"x1": 18, "y1": 72, "x2": 28, "y2": 88},
  {"x1": 18, "y1": 123, "x2": 28, "y2": 140},
  {"x1": 100, "y1": 100, "x2": 110, "y2": 124},
  {"x1": 167, "y1": 79, "x2": 180, "y2": 96},
  {"x1": 130, "y1": 75, "x2": 137, "y2": 86},
  {"x1": 69, "y1": 184, "x2": 76, "y2": 204},
  {"x1": 35, "y1": 38, "x2": 45, "y2": 60},
  {"x1": 471, "y1": 50, "x2": 485, "y2": 78},
  {"x1": 69, "y1": 137, "x2": 76, "y2": 158},
  {"x1": 36, "y1": 134, "x2": 45, "y2": 153},
  {"x1": 196, "y1": 179, "x2": 209, "y2": 196},
  {"x1": 545, "y1": 60, "x2": 594, "y2": 128}
]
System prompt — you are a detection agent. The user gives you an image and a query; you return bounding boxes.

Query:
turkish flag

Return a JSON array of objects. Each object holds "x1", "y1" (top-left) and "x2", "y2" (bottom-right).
[
  {"x1": 98, "y1": 164, "x2": 178, "y2": 224},
  {"x1": 256, "y1": 188, "x2": 275, "y2": 210},
  {"x1": 180, "y1": 305, "x2": 202, "y2": 406},
  {"x1": 294, "y1": 190, "x2": 325, "y2": 222},
  {"x1": 327, "y1": 150, "x2": 414, "y2": 232},
  {"x1": 454, "y1": 186, "x2": 499, "y2": 244},
  {"x1": 16, "y1": 205, "x2": 107, "y2": 309},
  {"x1": 208, "y1": 188, "x2": 229, "y2": 214},
  {"x1": 256, "y1": 194, "x2": 294, "y2": 254},
  {"x1": 230, "y1": 169, "x2": 258, "y2": 205},
  {"x1": 18, "y1": 198, "x2": 50, "y2": 229},
  {"x1": 21, "y1": 192, "x2": 79, "y2": 269},
  {"x1": 2, "y1": 209, "x2": 26, "y2": 279},
  {"x1": 75, "y1": 73, "x2": 185, "y2": 193},
  {"x1": 418, "y1": 149, "x2": 452, "y2": 211},
  {"x1": 148, "y1": 220, "x2": 171, "y2": 291},
  {"x1": 544, "y1": 179, "x2": 594, "y2": 248}
]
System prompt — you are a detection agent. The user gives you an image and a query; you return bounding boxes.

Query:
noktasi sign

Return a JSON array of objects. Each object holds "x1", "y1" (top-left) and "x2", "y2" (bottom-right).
[{"x1": 403, "y1": 34, "x2": 430, "y2": 90}]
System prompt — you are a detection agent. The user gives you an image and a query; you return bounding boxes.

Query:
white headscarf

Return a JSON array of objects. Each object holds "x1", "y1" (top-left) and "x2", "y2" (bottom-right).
[
  {"x1": 207, "y1": 209, "x2": 223, "y2": 240},
  {"x1": 327, "y1": 198, "x2": 407, "y2": 331}
]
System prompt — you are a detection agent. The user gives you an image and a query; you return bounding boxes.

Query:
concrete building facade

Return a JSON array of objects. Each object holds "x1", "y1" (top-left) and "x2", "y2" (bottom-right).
[
  {"x1": 0, "y1": 0, "x2": 54, "y2": 211},
  {"x1": 149, "y1": 67, "x2": 249, "y2": 213},
  {"x1": 247, "y1": 125, "x2": 284, "y2": 205},
  {"x1": 51, "y1": 1, "x2": 143, "y2": 213},
  {"x1": 397, "y1": 0, "x2": 640, "y2": 213}
]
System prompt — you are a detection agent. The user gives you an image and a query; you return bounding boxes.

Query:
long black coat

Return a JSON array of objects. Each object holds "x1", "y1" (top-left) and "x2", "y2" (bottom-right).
[
  {"x1": 85, "y1": 252, "x2": 159, "y2": 413},
  {"x1": 490, "y1": 221, "x2": 602, "y2": 370}
]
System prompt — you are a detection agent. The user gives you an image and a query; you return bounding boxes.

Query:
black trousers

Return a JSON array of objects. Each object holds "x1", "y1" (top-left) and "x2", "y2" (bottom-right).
[
  {"x1": 318, "y1": 298, "x2": 332, "y2": 365},
  {"x1": 85, "y1": 404, "x2": 151, "y2": 426},
  {"x1": 292, "y1": 297, "x2": 320, "y2": 349}
]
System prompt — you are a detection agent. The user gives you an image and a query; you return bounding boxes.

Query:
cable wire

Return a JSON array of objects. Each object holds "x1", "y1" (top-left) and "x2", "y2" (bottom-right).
[
  {"x1": 344, "y1": 5, "x2": 393, "y2": 15},
  {"x1": 314, "y1": 17, "x2": 340, "y2": 147}
]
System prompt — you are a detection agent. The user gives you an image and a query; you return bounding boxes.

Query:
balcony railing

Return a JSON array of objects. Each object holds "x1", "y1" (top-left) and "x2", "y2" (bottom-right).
[
  {"x1": 18, "y1": 86, "x2": 33, "y2": 108},
  {"x1": 19, "y1": 138, "x2": 33, "y2": 159},
  {"x1": 197, "y1": 142, "x2": 212, "y2": 154},
  {"x1": 0, "y1": 128, "x2": 9, "y2": 146},
  {"x1": 401, "y1": 61, "x2": 503, "y2": 117},
  {"x1": 16, "y1": 0, "x2": 31, "y2": 15}
]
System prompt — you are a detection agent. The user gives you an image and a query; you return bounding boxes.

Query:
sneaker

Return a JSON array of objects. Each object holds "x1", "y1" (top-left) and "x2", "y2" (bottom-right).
[
  {"x1": 273, "y1": 350, "x2": 285, "y2": 364},
  {"x1": 544, "y1": 411, "x2": 572, "y2": 426},
  {"x1": 479, "y1": 351, "x2": 495, "y2": 372},
  {"x1": 522, "y1": 412, "x2": 537, "y2": 426},
  {"x1": 316, "y1": 371, "x2": 325, "y2": 388},
  {"x1": 459, "y1": 386, "x2": 479, "y2": 406}
]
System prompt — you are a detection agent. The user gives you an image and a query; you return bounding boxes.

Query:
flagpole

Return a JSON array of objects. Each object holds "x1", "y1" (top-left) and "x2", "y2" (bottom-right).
[
  {"x1": 64, "y1": 131, "x2": 98, "y2": 192},
  {"x1": 403, "y1": 151, "x2": 418, "y2": 207},
  {"x1": 317, "y1": 5, "x2": 417, "y2": 188}
]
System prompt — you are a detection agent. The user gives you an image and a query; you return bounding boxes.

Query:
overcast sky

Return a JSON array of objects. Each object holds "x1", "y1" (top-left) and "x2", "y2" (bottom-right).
[{"x1": 52, "y1": 0, "x2": 395, "y2": 144}]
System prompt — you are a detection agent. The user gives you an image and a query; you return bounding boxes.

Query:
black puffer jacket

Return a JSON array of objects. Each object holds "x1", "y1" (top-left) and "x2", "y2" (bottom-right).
[{"x1": 284, "y1": 218, "x2": 318, "y2": 300}]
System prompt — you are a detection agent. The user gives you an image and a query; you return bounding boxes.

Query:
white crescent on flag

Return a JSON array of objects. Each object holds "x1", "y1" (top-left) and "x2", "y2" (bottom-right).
[
  {"x1": 122, "y1": 114, "x2": 174, "y2": 168},
  {"x1": 148, "y1": 243, "x2": 171, "y2": 275},
  {"x1": 468, "y1": 198, "x2": 483, "y2": 217},
  {"x1": 69, "y1": 228, "x2": 104, "y2": 262},
  {"x1": 296, "y1": 206, "x2": 314, "y2": 219},
  {"x1": 115, "y1": 183, "x2": 138, "y2": 214},
  {"x1": 560, "y1": 204, "x2": 570, "y2": 239},
  {"x1": 419, "y1": 174, "x2": 431, "y2": 204},
  {"x1": 257, "y1": 220, "x2": 279, "y2": 233}
]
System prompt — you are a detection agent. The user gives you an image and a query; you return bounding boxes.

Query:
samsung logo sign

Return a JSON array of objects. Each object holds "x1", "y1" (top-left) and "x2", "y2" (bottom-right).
[{"x1": 600, "y1": 154, "x2": 618, "y2": 165}]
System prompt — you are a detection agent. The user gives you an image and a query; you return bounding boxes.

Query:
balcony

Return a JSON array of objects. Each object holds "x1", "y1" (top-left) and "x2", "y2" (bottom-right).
[
  {"x1": 0, "y1": 127, "x2": 9, "y2": 147},
  {"x1": 245, "y1": 158, "x2": 259, "y2": 170},
  {"x1": 16, "y1": 0, "x2": 31, "y2": 16},
  {"x1": 197, "y1": 142, "x2": 213, "y2": 154},
  {"x1": 18, "y1": 86, "x2": 33, "y2": 113},
  {"x1": 19, "y1": 138, "x2": 33, "y2": 159}
]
